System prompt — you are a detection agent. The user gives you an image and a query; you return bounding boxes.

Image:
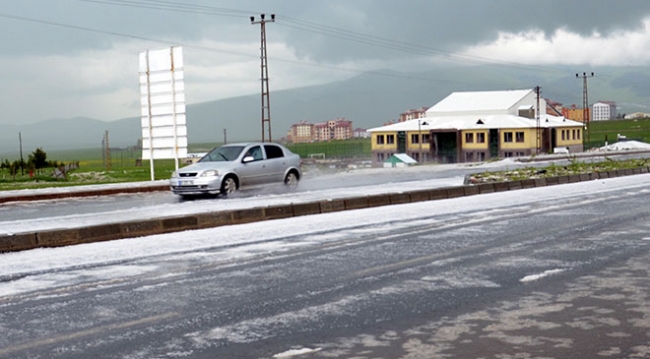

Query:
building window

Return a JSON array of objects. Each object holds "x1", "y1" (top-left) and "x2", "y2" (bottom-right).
[
  {"x1": 504, "y1": 132, "x2": 513, "y2": 143},
  {"x1": 476, "y1": 132, "x2": 485, "y2": 143},
  {"x1": 387, "y1": 134, "x2": 395, "y2": 144},
  {"x1": 504, "y1": 152, "x2": 513, "y2": 157},
  {"x1": 561, "y1": 130, "x2": 565, "y2": 141},
  {"x1": 572, "y1": 129, "x2": 576, "y2": 140},
  {"x1": 465, "y1": 133, "x2": 474, "y2": 143},
  {"x1": 578, "y1": 129, "x2": 581, "y2": 140},
  {"x1": 516, "y1": 132, "x2": 524, "y2": 143},
  {"x1": 465, "y1": 152, "x2": 474, "y2": 162},
  {"x1": 377, "y1": 135, "x2": 385, "y2": 145},
  {"x1": 411, "y1": 134, "x2": 420, "y2": 144},
  {"x1": 478, "y1": 152, "x2": 485, "y2": 161},
  {"x1": 422, "y1": 134, "x2": 430, "y2": 143}
]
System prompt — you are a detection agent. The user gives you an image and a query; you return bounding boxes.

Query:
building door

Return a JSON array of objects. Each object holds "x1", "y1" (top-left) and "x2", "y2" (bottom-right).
[
  {"x1": 489, "y1": 129, "x2": 499, "y2": 158},
  {"x1": 438, "y1": 132, "x2": 457, "y2": 163},
  {"x1": 397, "y1": 131, "x2": 406, "y2": 153}
]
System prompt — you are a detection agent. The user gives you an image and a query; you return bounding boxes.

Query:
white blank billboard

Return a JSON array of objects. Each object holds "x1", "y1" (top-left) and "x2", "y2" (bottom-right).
[{"x1": 139, "y1": 46, "x2": 187, "y2": 161}]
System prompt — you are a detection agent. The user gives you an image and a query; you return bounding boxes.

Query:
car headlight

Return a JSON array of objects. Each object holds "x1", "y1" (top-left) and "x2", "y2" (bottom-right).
[
  {"x1": 171, "y1": 171, "x2": 178, "y2": 178},
  {"x1": 201, "y1": 170, "x2": 219, "y2": 177}
]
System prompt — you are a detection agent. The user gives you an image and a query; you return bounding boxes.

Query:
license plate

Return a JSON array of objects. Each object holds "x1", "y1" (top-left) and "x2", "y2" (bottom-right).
[{"x1": 178, "y1": 180, "x2": 193, "y2": 186}]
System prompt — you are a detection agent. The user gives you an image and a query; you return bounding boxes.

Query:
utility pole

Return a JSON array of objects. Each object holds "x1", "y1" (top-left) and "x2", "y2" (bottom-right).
[
  {"x1": 250, "y1": 13, "x2": 275, "y2": 142},
  {"x1": 223, "y1": 128, "x2": 227, "y2": 144},
  {"x1": 104, "y1": 130, "x2": 111, "y2": 171},
  {"x1": 534, "y1": 86, "x2": 541, "y2": 154},
  {"x1": 576, "y1": 72, "x2": 594, "y2": 151},
  {"x1": 18, "y1": 132, "x2": 24, "y2": 175}
]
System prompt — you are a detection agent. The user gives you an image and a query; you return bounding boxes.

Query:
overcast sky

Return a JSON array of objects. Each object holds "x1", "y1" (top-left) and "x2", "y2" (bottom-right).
[{"x1": 2, "y1": 0, "x2": 650, "y2": 125}]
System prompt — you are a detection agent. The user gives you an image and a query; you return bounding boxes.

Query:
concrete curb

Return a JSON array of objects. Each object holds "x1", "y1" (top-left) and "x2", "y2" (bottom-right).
[
  {"x1": 2, "y1": 169, "x2": 649, "y2": 252},
  {"x1": 0, "y1": 184, "x2": 169, "y2": 204}
]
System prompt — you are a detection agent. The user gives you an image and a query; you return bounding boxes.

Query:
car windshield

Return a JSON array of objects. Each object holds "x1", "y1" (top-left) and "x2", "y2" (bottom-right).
[{"x1": 199, "y1": 146, "x2": 245, "y2": 162}]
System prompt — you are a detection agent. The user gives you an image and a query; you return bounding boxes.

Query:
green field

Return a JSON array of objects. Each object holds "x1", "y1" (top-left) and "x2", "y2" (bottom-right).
[
  {"x1": 285, "y1": 139, "x2": 371, "y2": 158},
  {"x1": 588, "y1": 118, "x2": 650, "y2": 148}
]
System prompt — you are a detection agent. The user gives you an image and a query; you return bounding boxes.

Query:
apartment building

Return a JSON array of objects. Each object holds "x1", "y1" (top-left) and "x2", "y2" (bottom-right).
[
  {"x1": 289, "y1": 118, "x2": 354, "y2": 143},
  {"x1": 562, "y1": 105, "x2": 590, "y2": 123},
  {"x1": 592, "y1": 101, "x2": 617, "y2": 121},
  {"x1": 353, "y1": 128, "x2": 370, "y2": 138},
  {"x1": 398, "y1": 107, "x2": 428, "y2": 122},
  {"x1": 288, "y1": 120, "x2": 315, "y2": 143}
]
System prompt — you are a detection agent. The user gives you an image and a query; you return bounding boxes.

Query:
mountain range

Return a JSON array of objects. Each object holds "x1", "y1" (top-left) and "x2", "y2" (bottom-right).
[{"x1": 2, "y1": 64, "x2": 650, "y2": 157}]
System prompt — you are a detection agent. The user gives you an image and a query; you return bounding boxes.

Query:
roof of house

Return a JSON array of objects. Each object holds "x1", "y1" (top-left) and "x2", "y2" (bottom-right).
[
  {"x1": 426, "y1": 89, "x2": 533, "y2": 114},
  {"x1": 367, "y1": 114, "x2": 583, "y2": 133}
]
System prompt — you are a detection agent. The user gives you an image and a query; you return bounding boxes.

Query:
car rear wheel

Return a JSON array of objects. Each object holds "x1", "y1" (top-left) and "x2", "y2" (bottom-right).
[
  {"x1": 220, "y1": 176, "x2": 238, "y2": 195},
  {"x1": 284, "y1": 172, "x2": 299, "y2": 189}
]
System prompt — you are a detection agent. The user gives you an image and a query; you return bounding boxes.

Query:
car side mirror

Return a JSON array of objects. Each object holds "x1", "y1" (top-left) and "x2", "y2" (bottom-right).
[{"x1": 243, "y1": 156, "x2": 255, "y2": 163}]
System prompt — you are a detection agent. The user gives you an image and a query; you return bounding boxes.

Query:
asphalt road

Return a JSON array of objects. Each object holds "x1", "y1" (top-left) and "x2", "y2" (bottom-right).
[
  {"x1": 0, "y1": 162, "x2": 475, "y2": 222},
  {"x1": 0, "y1": 152, "x2": 640, "y2": 223},
  {"x1": 1, "y1": 175, "x2": 649, "y2": 358}
]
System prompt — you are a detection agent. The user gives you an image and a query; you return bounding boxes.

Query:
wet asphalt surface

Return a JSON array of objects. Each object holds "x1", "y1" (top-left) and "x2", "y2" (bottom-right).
[{"x1": 0, "y1": 175, "x2": 649, "y2": 358}]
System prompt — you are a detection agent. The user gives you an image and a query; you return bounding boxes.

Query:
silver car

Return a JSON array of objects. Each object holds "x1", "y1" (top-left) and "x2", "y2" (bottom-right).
[{"x1": 170, "y1": 142, "x2": 302, "y2": 197}]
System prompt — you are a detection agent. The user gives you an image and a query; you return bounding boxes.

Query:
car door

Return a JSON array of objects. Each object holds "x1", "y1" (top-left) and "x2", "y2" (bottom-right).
[
  {"x1": 238, "y1": 145, "x2": 268, "y2": 186},
  {"x1": 263, "y1": 144, "x2": 287, "y2": 183}
]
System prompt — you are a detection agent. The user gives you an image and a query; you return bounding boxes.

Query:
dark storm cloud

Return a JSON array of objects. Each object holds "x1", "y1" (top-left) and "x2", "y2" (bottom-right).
[
  {"x1": 0, "y1": 0, "x2": 649, "y2": 124},
  {"x1": 5, "y1": 0, "x2": 650, "y2": 62},
  {"x1": 2, "y1": 0, "x2": 650, "y2": 60},
  {"x1": 273, "y1": 0, "x2": 650, "y2": 63}
]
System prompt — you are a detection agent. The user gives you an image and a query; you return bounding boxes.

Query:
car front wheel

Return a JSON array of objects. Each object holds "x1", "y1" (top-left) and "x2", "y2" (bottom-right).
[
  {"x1": 220, "y1": 176, "x2": 238, "y2": 195},
  {"x1": 284, "y1": 172, "x2": 299, "y2": 189}
]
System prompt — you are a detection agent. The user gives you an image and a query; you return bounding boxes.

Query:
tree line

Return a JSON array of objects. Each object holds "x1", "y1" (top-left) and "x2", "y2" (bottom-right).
[{"x1": 0, "y1": 148, "x2": 66, "y2": 180}]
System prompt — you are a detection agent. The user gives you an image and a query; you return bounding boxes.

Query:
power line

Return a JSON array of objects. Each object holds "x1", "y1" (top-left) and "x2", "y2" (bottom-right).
[
  {"x1": 0, "y1": 11, "x2": 478, "y2": 89},
  {"x1": 0, "y1": 12, "x2": 178, "y2": 45},
  {"x1": 78, "y1": 0, "x2": 252, "y2": 17}
]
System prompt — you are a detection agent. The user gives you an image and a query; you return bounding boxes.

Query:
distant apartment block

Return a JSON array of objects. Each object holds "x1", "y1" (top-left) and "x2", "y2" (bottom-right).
[
  {"x1": 562, "y1": 104, "x2": 590, "y2": 123},
  {"x1": 289, "y1": 120, "x2": 315, "y2": 143},
  {"x1": 398, "y1": 107, "x2": 429, "y2": 122},
  {"x1": 288, "y1": 118, "x2": 354, "y2": 143},
  {"x1": 315, "y1": 118, "x2": 353, "y2": 141},
  {"x1": 353, "y1": 128, "x2": 370, "y2": 138},
  {"x1": 592, "y1": 101, "x2": 617, "y2": 121}
]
